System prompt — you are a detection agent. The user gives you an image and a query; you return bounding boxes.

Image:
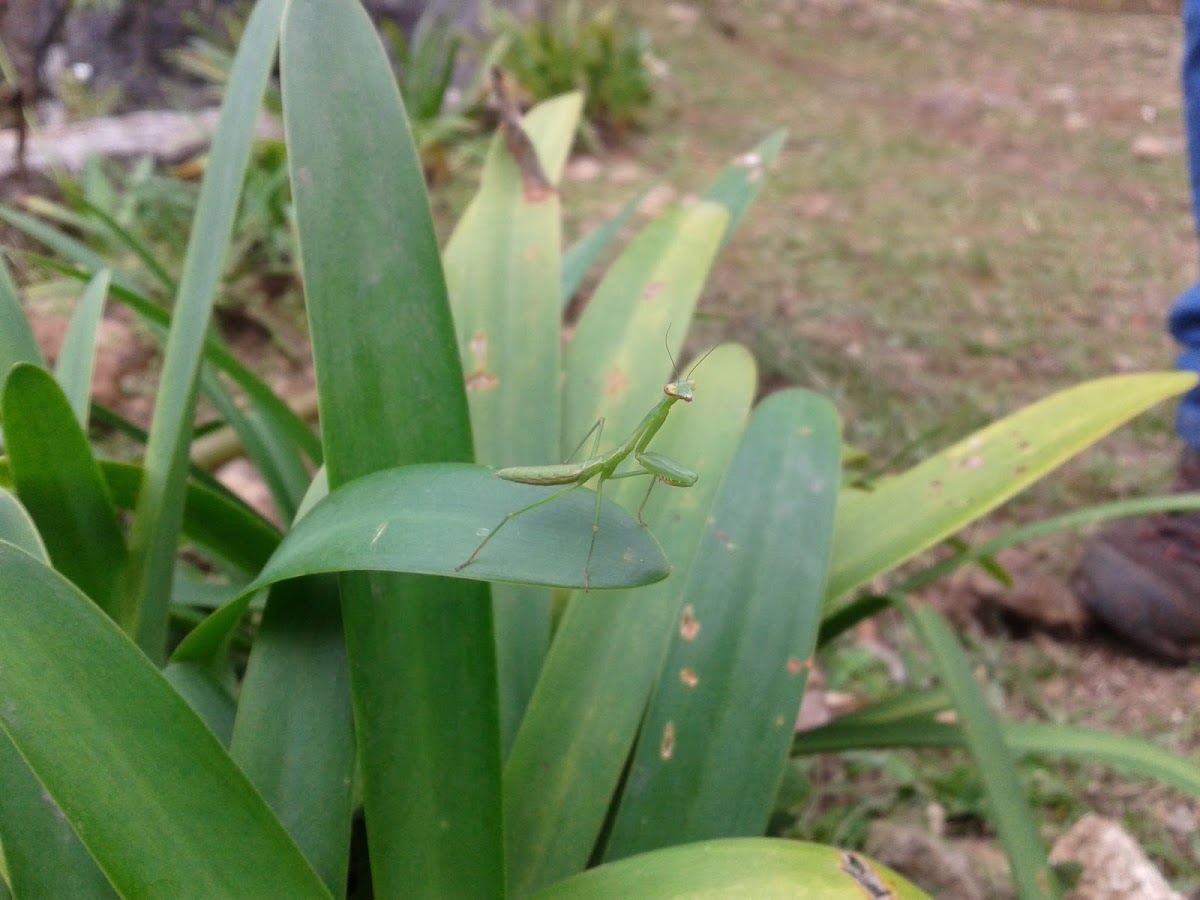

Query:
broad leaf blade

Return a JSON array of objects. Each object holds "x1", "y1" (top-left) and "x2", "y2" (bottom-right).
[
  {"x1": 253, "y1": 463, "x2": 668, "y2": 590},
  {"x1": 231, "y1": 576, "x2": 355, "y2": 895},
  {"x1": 281, "y1": 0, "x2": 501, "y2": 894},
  {"x1": 0, "y1": 542, "x2": 330, "y2": 897},
  {"x1": 606, "y1": 389, "x2": 841, "y2": 857},
  {"x1": 701, "y1": 128, "x2": 788, "y2": 248},
  {"x1": 561, "y1": 182, "x2": 655, "y2": 307},
  {"x1": 2, "y1": 364, "x2": 127, "y2": 615},
  {"x1": 443, "y1": 92, "x2": 581, "y2": 752},
  {"x1": 504, "y1": 345, "x2": 756, "y2": 896},
  {"x1": 528, "y1": 838, "x2": 928, "y2": 900},
  {"x1": 0, "y1": 735, "x2": 115, "y2": 898}
]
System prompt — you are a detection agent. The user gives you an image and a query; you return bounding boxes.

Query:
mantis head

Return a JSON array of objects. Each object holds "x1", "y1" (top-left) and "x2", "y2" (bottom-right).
[{"x1": 664, "y1": 379, "x2": 695, "y2": 402}]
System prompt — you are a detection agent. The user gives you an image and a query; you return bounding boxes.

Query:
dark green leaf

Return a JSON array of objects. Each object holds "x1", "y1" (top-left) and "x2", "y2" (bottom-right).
[
  {"x1": 0, "y1": 542, "x2": 331, "y2": 897},
  {"x1": 2, "y1": 364, "x2": 127, "y2": 616}
]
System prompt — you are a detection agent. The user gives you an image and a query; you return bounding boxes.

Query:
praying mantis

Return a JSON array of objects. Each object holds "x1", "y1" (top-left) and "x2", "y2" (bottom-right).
[{"x1": 456, "y1": 349, "x2": 714, "y2": 589}]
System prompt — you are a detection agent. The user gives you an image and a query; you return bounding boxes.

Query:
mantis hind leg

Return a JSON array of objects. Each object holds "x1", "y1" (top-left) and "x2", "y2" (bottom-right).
[
  {"x1": 456, "y1": 482, "x2": 582, "y2": 572},
  {"x1": 565, "y1": 418, "x2": 605, "y2": 463},
  {"x1": 583, "y1": 474, "x2": 608, "y2": 591}
]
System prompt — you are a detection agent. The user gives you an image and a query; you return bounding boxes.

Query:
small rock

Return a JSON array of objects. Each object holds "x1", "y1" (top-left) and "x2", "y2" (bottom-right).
[
  {"x1": 665, "y1": 2, "x2": 699, "y2": 25},
  {"x1": 1131, "y1": 134, "x2": 1183, "y2": 162},
  {"x1": 865, "y1": 821, "x2": 985, "y2": 900},
  {"x1": 1049, "y1": 814, "x2": 1182, "y2": 900},
  {"x1": 565, "y1": 156, "x2": 602, "y2": 182}
]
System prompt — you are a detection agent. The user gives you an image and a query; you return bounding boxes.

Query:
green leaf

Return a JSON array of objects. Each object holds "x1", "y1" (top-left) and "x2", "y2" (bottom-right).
[
  {"x1": 252, "y1": 463, "x2": 668, "y2": 590},
  {"x1": 606, "y1": 389, "x2": 841, "y2": 858},
  {"x1": 701, "y1": 128, "x2": 788, "y2": 248},
  {"x1": 504, "y1": 345, "x2": 756, "y2": 896},
  {"x1": 528, "y1": 838, "x2": 929, "y2": 899},
  {"x1": 794, "y1": 701, "x2": 1200, "y2": 801},
  {"x1": 0, "y1": 486, "x2": 48, "y2": 561},
  {"x1": 281, "y1": 0, "x2": 501, "y2": 893},
  {"x1": 123, "y1": 0, "x2": 288, "y2": 660},
  {"x1": 54, "y1": 269, "x2": 111, "y2": 427},
  {"x1": 0, "y1": 542, "x2": 330, "y2": 898},
  {"x1": 231, "y1": 577, "x2": 355, "y2": 895},
  {"x1": 0, "y1": 734, "x2": 115, "y2": 898},
  {"x1": 443, "y1": 92, "x2": 581, "y2": 751},
  {"x1": 905, "y1": 603, "x2": 1060, "y2": 899},
  {"x1": 161, "y1": 660, "x2": 238, "y2": 746},
  {"x1": 2, "y1": 364, "x2": 127, "y2": 616},
  {"x1": 0, "y1": 256, "x2": 41, "y2": 377},
  {"x1": 561, "y1": 182, "x2": 654, "y2": 307},
  {"x1": 563, "y1": 201, "x2": 729, "y2": 450},
  {"x1": 828, "y1": 372, "x2": 1198, "y2": 605}
]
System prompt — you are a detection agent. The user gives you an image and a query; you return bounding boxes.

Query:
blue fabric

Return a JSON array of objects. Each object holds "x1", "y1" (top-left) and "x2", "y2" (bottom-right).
[{"x1": 1171, "y1": 0, "x2": 1200, "y2": 447}]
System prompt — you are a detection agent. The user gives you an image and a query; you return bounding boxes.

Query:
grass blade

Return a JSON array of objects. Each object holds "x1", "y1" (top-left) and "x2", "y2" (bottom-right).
[
  {"x1": 795, "y1": 711, "x2": 1200, "y2": 800},
  {"x1": 905, "y1": 602, "x2": 1060, "y2": 899}
]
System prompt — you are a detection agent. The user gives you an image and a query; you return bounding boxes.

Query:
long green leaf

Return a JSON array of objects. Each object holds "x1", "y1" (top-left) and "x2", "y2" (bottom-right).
[
  {"x1": 794, "y1": 714, "x2": 1200, "y2": 800},
  {"x1": 54, "y1": 268, "x2": 111, "y2": 427},
  {"x1": 26, "y1": 260, "x2": 323, "y2": 466},
  {"x1": 444, "y1": 92, "x2": 580, "y2": 752},
  {"x1": 281, "y1": 0, "x2": 501, "y2": 894},
  {"x1": 0, "y1": 493, "x2": 111, "y2": 898},
  {"x1": 505, "y1": 345, "x2": 756, "y2": 896},
  {"x1": 606, "y1": 389, "x2": 841, "y2": 858},
  {"x1": 0, "y1": 735, "x2": 115, "y2": 898},
  {"x1": 2, "y1": 364, "x2": 127, "y2": 615},
  {"x1": 563, "y1": 201, "x2": 729, "y2": 450},
  {"x1": 560, "y1": 182, "x2": 654, "y2": 307},
  {"x1": 701, "y1": 128, "x2": 788, "y2": 248},
  {"x1": 0, "y1": 542, "x2": 330, "y2": 897},
  {"x1": 828, "y1": 372, "x2": 1197, "y2": 605},
  {"x1": 0, "y1": 457, "x2": 280, "y2": 576},
  {"x1": 529, "y1": 838, "x2": 928, "y2": 899},
  {"x1": 256, "y1": 463, "x2": 668, "y2": 589},
  {"x1": 0, "y1": 486, "x2": 47, "y2": 561},
  {"x1": 0, "y1": 256, "x2": 41, "y2": 378},
  {"x1": 123, "y1": 0, "x2": 288, "y2": 659},
  {"x1": 905, "y1": 603, "x2": 1060, "y2": 899},
  {"x1": 231, "y1": 576, "x2": 355, "y2": 895}
]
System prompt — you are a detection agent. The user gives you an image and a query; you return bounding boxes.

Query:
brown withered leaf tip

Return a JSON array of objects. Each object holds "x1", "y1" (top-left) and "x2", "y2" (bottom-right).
[{"x1": 491, "y1": 68, "x2": 556, "y2": 203}]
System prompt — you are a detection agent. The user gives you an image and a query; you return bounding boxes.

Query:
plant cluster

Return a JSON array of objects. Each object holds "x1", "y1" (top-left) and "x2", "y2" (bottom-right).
[
  {"x1": 486, "y1": 0, "x2": 657, "y2": 146},
  {"x1": 0, "y1": 1, "x2": 1197, "y2": 897}
]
